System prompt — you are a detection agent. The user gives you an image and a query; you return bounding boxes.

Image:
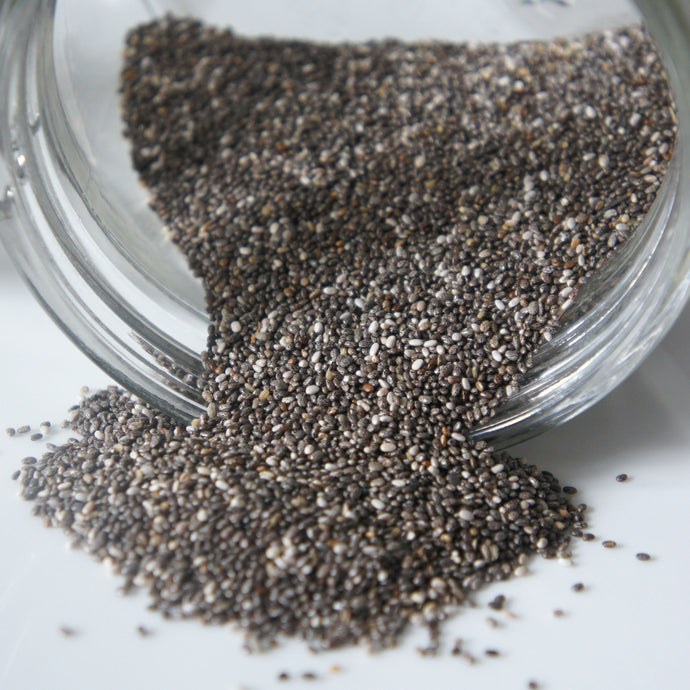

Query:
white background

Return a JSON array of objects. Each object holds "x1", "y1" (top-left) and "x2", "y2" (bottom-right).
[{"x1": 1, "y1": 232, "x2": 690, "y2": 690}]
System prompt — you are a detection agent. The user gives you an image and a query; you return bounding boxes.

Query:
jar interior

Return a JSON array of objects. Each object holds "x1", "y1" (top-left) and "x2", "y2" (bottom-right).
[{"x1": 53, "y1": 0, "x2": 640, "y2": 322}]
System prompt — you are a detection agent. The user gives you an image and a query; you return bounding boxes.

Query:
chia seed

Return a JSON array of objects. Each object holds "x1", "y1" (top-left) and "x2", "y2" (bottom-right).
[
  {"x1": 13, "y1": 18, "x2": 675, "y2": 653},
  {"x1": 616, "y1": 473, "x2": 629, "y2": 482},
  {"x1": 488, "y1": 594, "x2": 506, "y2": 611},
  {"x1": 636, "y1": 552, "x2": 651, "y2": 561}
]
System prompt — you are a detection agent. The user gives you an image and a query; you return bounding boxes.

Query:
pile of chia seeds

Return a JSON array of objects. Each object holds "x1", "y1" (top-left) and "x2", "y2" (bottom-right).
[{"x1": 16, "y1": 18, "x2": 675, "y2": 651}]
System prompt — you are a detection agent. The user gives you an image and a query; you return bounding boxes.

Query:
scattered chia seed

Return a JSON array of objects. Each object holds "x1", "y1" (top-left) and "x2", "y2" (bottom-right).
[
  {"x1": 602, "y1": 540, "x2": 617, "y2": 549},
  {"x1": 30, "y1": 432, "x2": 43, "y2": 441},
  {"x1": 59, "y1": 626, "x2": 77, "y2": 637},
  {"x1": 136, "y1": 625, "x2": 152, "y2": 637},
  {"x1": 16, "y1": 425, "x2": 30, "y2": 434},
  {"x1": 11, "y1": 470, "x2": 20, "y2": 481},
  {"x1": 553, "y1": 608, "x2": 565, "y2": 617},
  {"x1": 13, "y1": 17, "x2": 676, "y2": 653},
  {"x1": 5, "y1": 427, "x2": 15, "y2": 437},
  {"x1": 451, "y1": 639, "x2": 463, "y2": 656},
  {"x1": 562, "y1": 486, "x2": 577, "y2": 495},
  {"x1": 277, "y1": 672, "x2": 290, "y2": 681},
  {"x1": 582, "y1": 533, "x2": 596, "y2": 542},
  {"x1": 528, "y1": 682, "x2": 540, "y2": 690},
  {"x1": 488, "y1": 594, "x2": 506, "y2": 611},
  {"x1": 21, "y1": 456, "x2": 36, "y2": 465},
  {"x1": 485, "y1": 649, "x2": 500, "y2": 657},
  {"x1": 572, "y1": 582, "x2": 585, "y2": 592},
  {"x1": 417, "y1": 646, "x2": 438, "y2": 657},
  {"x1": 616, "y1": 474, "x2": 629, "y2": 482},
  {"x1": 302, "y1": 672, "x2": 318, "y2": 681},
  {"x1": 636, "y1": 552, "x2": 651, "y2": 561}
]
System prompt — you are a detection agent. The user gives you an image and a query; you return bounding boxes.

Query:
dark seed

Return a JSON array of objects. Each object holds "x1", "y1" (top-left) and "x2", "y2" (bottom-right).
[
  {"x1": 562, "y1": 486, "x2": 577, "y2": 495},
  {"x1": 30, "y1": 433, "x2": 43, "y2": 441},
  {"x1": 582, "y1": 533, "x2": 596, "y2": 541},
  {"x1": 136, "y1": 625, "x2": 152, "y2": 636},
  {"x1": 572, "y1": 582, "x2": 584, "y2": 592},
  {"x1": 485, "y1": 649, "x2": 500, "y2": 657},
  {"x1": 616, "y1": 473, "x2": 628, "y2": 482},
  {"x1": 636, "y1": 552, "x2": 651, "y2": 561},
  {"x1": 488, "y1": 594, "x2": 505, "y2": 611},
  {"x1": 302, "y1": 672, "x2": 317, "y2": 680},
  {"x1": 59, "y1": 626, "x2": 76, "y2": 637},
  {"x1": 553, "y1": 609, "x2": 565, "y2": 617},
  {"x1": 5, "y1": 427, "x2": 16, "y2": 437},
  {"x1": 16, "y1": 425, "x2": 30, "y2": 434},
  {"x1": 602, "y1": 540, "x2": 617, "y2": 548},
  {"x1": 277, "y1": 672, "x2": 290, "y2": 681}
]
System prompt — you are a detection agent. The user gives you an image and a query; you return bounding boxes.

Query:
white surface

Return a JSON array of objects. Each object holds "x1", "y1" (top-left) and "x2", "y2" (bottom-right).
[{"x1": 1, "y1": 240, "x2": 690, "y2": 690}]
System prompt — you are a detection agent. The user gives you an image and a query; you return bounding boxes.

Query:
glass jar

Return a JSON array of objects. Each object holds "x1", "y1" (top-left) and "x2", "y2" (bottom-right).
[{"x1": 1, "y1": 0, "x2": 689, "y2": 445}]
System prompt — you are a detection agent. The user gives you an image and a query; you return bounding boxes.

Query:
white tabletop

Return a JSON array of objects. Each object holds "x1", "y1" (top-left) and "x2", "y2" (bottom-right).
[{"x1": 1, "y1": 233, "x2": 689, "y2": 690}]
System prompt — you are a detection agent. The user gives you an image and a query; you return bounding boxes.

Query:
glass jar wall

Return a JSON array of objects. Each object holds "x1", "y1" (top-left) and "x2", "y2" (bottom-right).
[{"x1": 1, "y1": 0, "x2": 689, "y2": 444}]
